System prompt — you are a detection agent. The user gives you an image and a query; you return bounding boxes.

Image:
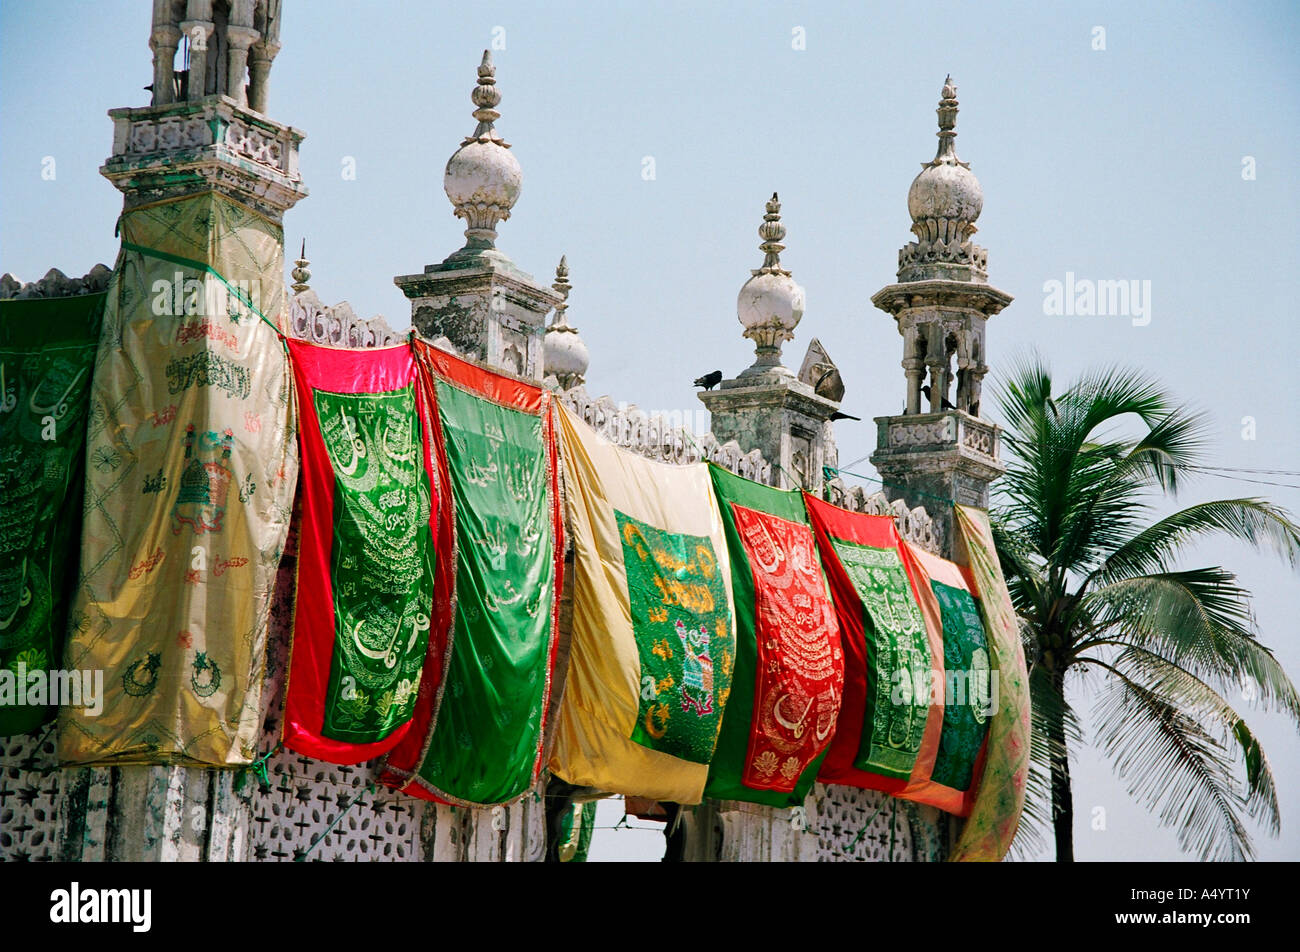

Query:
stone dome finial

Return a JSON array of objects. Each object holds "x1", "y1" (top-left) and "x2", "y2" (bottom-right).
[
  {"x1": 900, "y1": 76, "x2": 988, "y2": 282},
  {"x1": 544, "y1": 255, "x2": 589, "y2": 389},
  {"x1": 737, "y1": 193, "x2": 805, "y2": 378},
  {"x1": 467, "y1": 50, "x2": 507, "y2": 146},
  {"x1": 291, "y1": 239, "x2": 311, "y2": 293},
  {"x1": 757, "y1": 192, "x2": 788, "y2": 273},
  {"x1": 444, "y1": 50, "x2": 522, "y2": 253}
]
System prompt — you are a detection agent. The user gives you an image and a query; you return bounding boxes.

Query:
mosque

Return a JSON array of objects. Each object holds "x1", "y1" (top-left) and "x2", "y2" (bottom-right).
[{"x1": 0, "y1": 0, "x2": 1017, "y2": 862}]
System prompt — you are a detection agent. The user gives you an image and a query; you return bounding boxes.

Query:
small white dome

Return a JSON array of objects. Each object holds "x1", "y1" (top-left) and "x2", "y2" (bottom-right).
[
  {"x1": 544, "y1": 327, "x2": 589, "y2": 379},
  {"x1": 444, "y1": 139, "x2": 522, "y2": 215},
  {"x1": 737, "y1": 271, "x2": 805, "y2": 333},
  {"x1": 908, "y1": 160, "x2": 982, "y2": 224}
]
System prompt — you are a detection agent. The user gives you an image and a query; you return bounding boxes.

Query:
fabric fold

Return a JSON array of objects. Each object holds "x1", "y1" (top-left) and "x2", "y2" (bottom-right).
[
  {"x1": 804, "y1": 493, "x2": 943, "y2": 794},
  {"x1": 0, "y1": 293, "x2": 105, "y2": 736},
  {"x1": 60, "y1": 192, "x2": 297, "y2": 766},
  {"x1": 950, "y1": 504, "x2": 1030, "y2": 861},
  {"x1": 548, "y1": 403, "x2": 735, "y2": 804},
  {"x1": 380, "y1": 341, "x2": 563, "y2": 806},
  {"x1": 895, "y1": 541, "x2": 991, "y2": 816}
]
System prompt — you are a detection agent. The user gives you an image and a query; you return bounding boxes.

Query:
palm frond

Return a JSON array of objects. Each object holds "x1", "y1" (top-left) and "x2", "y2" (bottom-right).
[
  {"x1": 1101, "y1": 646, "x2": 1280, "y2": 837},
  {"x1": 1092, "y1": 498, "x2": 1300, "y2": 586},
  {"x1": 1089, "y1": 659, "x2": 1252, "y2": 861},
  {"x1": 1080, "y1": 569, "x2": 1300, "y2": 723}
]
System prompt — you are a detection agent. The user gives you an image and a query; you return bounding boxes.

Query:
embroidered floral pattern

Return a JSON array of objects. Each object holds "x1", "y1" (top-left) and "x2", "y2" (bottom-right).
[{"x1": 617, "y1": 510, "x2": 732, "y2": 764}]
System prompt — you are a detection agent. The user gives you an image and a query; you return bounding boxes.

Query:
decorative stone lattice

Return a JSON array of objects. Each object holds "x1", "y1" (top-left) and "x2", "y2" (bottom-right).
[
  {"x1": 285, "y1": 289, "x2": 401, "y2": 348},
  {"x1": 114, "y1": 106, "x2": 296, "y2": 179},
  {"x1": 0, "y1": 731, "x2": 64, "y2": 862},
  {"x1": 0, "y1": 265, "x2": 112, "y2": 300}
]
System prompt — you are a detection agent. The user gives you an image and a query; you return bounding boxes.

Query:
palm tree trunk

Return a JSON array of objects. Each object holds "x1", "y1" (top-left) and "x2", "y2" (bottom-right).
[{"x1": 1047, "y1": 670, "x2": 1074, "y2": 862}]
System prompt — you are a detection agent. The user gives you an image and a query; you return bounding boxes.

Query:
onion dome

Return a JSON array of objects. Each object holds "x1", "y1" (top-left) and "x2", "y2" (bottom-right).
[
  {"x1": 444, "y1": 51, "x2": 521, "y2": 250},
  {"x1": 908, "y1": 75, "x2": 982, "y2": 225},
  {"x1": 736, "y1": 193, "x2": 804, "y2": 376},
  {"x1": 543, "y1": 256, "x2": 589, "y2": 389}
]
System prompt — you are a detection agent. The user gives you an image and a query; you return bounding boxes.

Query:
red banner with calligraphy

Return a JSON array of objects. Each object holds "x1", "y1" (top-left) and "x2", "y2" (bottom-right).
[{"x1": 732, "y1": 503, "x2": 844, "y2": 793}]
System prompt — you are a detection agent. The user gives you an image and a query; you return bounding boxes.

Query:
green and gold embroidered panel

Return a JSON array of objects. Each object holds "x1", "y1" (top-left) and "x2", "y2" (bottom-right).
[
  {"x1": 415, "y1": 379, "x2": 556, "y2": 804},
  {"x1": 313, "y1": 385, "x2": 434, "y2": 744},
  {"x1": 616, "y1": 510, "x2": 733, "y2": 765},
  {"x1": 929, "y1": 579, "x2": 991, "y2": 791},
  {"x1": 828, "y1": 538, "x2": 931, "y2": 780}
]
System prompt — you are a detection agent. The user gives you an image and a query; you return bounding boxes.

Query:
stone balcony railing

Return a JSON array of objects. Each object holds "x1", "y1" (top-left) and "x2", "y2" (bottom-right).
[
  {"x1": 879, "y1": 410, "x2": 1000, "y2": 468},
  {"x1": 101, "y1": 96, "x2": 307, "y2": 215}
]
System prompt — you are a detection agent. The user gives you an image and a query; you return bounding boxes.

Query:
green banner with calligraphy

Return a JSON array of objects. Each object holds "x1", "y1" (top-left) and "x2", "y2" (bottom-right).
[
  {"x1": 828, "y1": 538, "x2": 931, "y2": 780},
  {"x1": 0, "y1": 293, "x2": 104, "y2": 736}
]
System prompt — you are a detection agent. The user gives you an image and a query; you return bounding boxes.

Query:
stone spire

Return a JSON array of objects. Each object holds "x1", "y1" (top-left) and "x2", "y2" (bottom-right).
[
  {"x1": 736, "y1": 193, "x2": 805, "y2": 379},
  {"x1": 901, "y1": 75, "x2": 987, "y2": 282},
  {"x1": 543, "y1": 255, "x2": 590, "y2": 390},
  {"x1": 869, "y1": 77, "x2": 1013, "y2": 554},
  {"x1": 700, "y1": 193, "x2": 837, "y2": 492},
  {"x1": 443, "y1": 51, "x2": 522, "y2": 254},
  {"x1": 290, "y1": 239, "x2": 311, "y2": 293},
  {"x1": 395, "y1": 50, "x2": 560, "y2": 378}
]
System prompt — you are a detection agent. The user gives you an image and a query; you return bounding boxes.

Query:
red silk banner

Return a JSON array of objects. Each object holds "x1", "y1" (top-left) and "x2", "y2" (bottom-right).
[
  {"x1": 803, "y1": 493, "x2": 945, "y2": 794},
  {"x1": 732, "y1": 503, "x2": 843, "y2": 794},
  {"x1": 282, "y1": 338, "x2": 444, "y2": 764}
]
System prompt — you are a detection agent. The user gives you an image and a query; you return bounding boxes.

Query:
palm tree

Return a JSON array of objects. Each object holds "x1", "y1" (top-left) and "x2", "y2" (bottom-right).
[{"x1": 990, "y1": 355, "x2": 1300, "y2": 861}]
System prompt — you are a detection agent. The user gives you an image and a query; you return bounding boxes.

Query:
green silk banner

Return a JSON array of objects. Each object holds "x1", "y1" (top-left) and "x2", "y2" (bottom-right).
[
  {"x1": 928, "y1": 579, "x2": 991, "y2": 792},
  {"x1": 381, "y1": 341, "x2": 563, "y2": 806},
  {"x1": 314, "y1": 385, "x2": 433, "y2": 743},
  {"x1": 0, "y1": 293, "x2": 105, "y2": 736},
  {"x1": 617, "y1": 509, "x2": 732, "y2": 764},
  {"x1": 828, "y1": 537, "x2": 931, "y2": 780}
]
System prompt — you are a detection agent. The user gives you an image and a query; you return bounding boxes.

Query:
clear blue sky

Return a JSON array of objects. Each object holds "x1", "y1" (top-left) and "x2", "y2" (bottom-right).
[{"x1": 2, "y1": 0, "x2": 1297, "y2": 861}]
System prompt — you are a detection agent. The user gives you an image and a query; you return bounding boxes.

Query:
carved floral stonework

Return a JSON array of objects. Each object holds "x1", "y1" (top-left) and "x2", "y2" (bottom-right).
[
  {"x1": 0, "y1": 265, "x2": 112, "y2": 300},
  {"x1": 889, "y1": 417, "x2": 956, "y2": 448},
  {"x1": 285, "y1": 290, "x2": 401, "y2": 348}
]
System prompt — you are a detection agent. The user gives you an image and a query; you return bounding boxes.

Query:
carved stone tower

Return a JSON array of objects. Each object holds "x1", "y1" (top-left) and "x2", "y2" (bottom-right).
[
  {"x1": 869, "y1": 77, "x2": 1011, "y2": 553},
  {"x1": 395, "y1": 52, "x2": 561, "y2": 379},
  {"x1": 35, "y1": 1, "x2": 308, "y2": 862},
  {"x1": 699, "y1": 194, "x2": 841, "y2": 492},
  {"x1": 114, "y1": 1, "x2": 304, "y2": 219}
]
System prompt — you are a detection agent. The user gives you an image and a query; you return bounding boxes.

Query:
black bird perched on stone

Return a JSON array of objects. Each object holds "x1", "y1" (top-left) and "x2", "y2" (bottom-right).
[
  {"x1": 829, "y1": 410, "x2": 860, "y2": 422},
  {"x1": 813, "y1": 367, "x2": 846, "y2": 403},
  {"x1": 920, "y1": 384, "x2": 955, "y2": 411},
  {"x1": 694, "y1": 370, "x2": 723, "y2": 391}
]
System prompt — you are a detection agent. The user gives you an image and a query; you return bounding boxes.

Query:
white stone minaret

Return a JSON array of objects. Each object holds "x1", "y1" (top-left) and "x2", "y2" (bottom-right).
[
  {"x1": 113, "y1": 0, "x2": 305, "y2": 219},
  {"x1": 869, "y1": 78, "x2": 1011, "y2": 554},
  {"x1": 395, "y1": 52, "x2": 561, "y2": 378},
  {"x1": 149, "y1": 1, "x2": 282, "y2": 110}
]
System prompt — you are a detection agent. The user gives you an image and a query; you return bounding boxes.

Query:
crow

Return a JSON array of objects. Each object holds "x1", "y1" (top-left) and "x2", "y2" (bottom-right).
[
  {"x1": 829, "y1": 410, "x2": 860, "y2": 422},
  {"x1": 694, "y1": 370, "x2": 723, "y2": 391},
  {"x1": 920, "y1": 384, "x2": 955, "y2": 411},
  {"x1": 813, "y1": 366, "x2": 846, "y2": 403}
]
